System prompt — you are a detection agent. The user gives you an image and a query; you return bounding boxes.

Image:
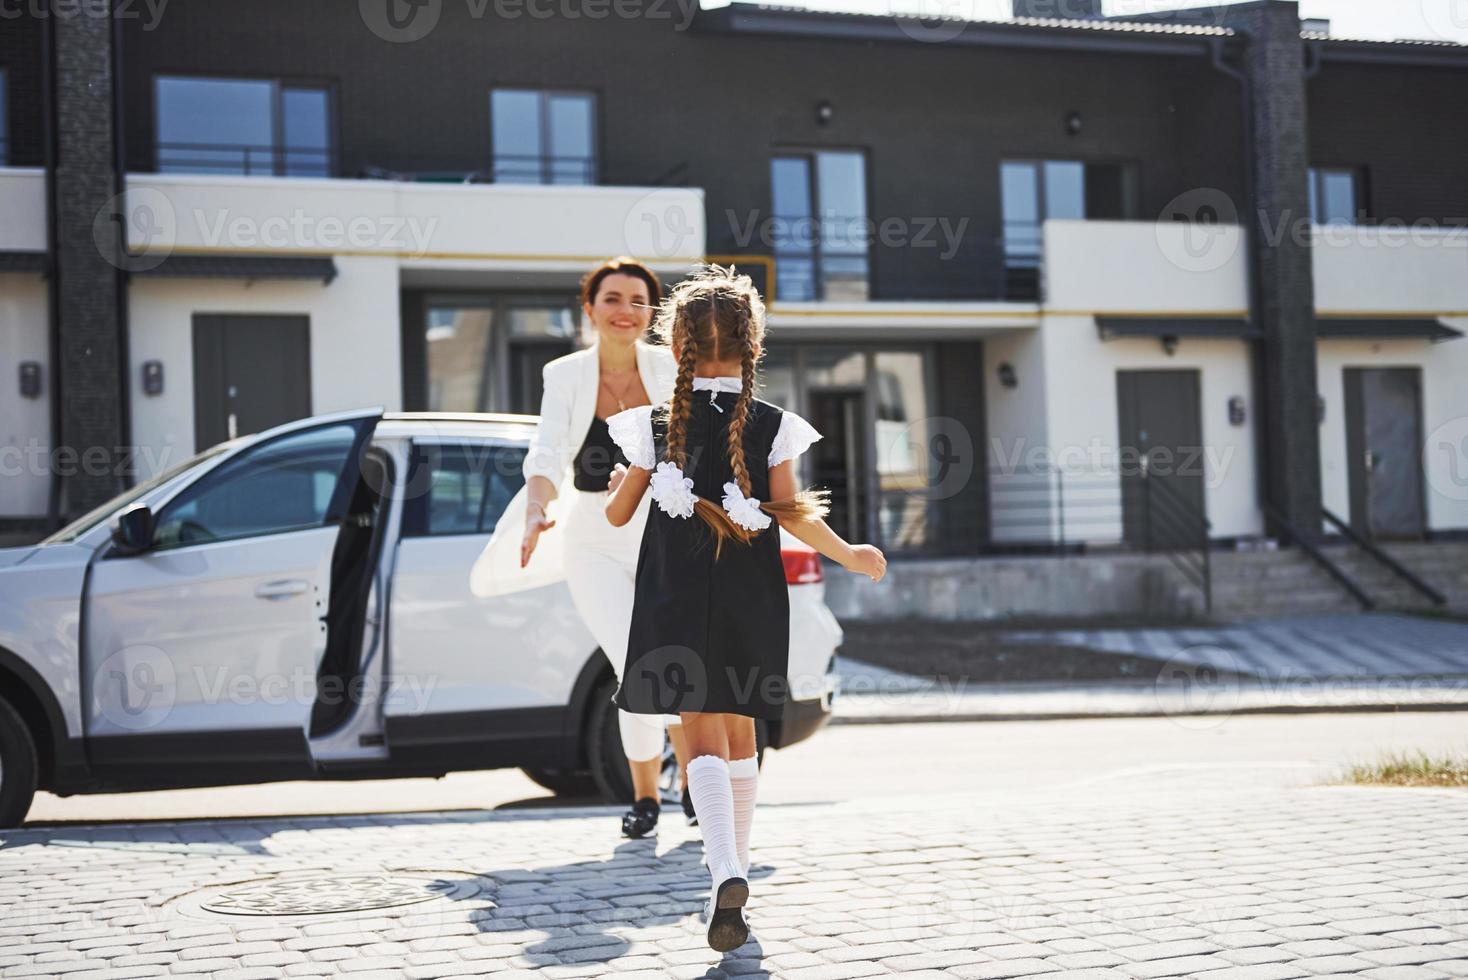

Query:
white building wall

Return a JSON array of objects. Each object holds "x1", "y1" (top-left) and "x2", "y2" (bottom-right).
[
  {"x1": 1313, "y1": 226, "x2": 1468, "y2": 533},
  {"x1": 1036, "y1": 220, "x2": 1259, "y2": 543},
  {"x1": 127, "y1": 256, "x2": 402, "y2": 478},
  {"x1": 1043, "y1": 219, "x2": 1250, "y2": 315},
  {"x1": 1040, "y1": 322, "x2": 1262, "y2": 541},
  {"x1": 983, "y1": 328, "x2": 1051, "y2": 543},
  {"x1": 1312, "y1": 227, "x2": 1468, "y2": 314},
  {"x1": 1317, "y1": 329, "x2": 1468, "y2": 534},
  {"x1": 0, "y1": 168, "x2": 47, "y2": 252},
  {"x1": 0, "y1": 275, "x2": 51, "y2": 517},
  {"x1": 125, "y1": 174, "x2": 706, "y2": 268}
]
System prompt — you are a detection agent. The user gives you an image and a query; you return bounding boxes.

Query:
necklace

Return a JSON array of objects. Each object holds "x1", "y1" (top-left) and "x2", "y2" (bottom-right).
[{"x1": 600, "y1": 370, "x2": 637, "y2": 413}]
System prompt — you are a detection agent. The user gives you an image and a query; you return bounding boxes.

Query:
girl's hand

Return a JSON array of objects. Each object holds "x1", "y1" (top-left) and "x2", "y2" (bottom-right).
[
  {"x1": 520, "y1": 503, "x2": 556, "y2": 568},
  {"x1": 607, "y1": 462, "x2": 628, "y2": 494},
  {"x1": 844, "y1": 543, "x2": 887, "y2": 582}
]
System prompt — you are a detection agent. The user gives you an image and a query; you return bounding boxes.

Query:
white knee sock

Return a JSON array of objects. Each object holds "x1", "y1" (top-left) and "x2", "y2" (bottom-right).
[
  {"x1": 686, "y1": 755, "x2": 742, "y2": 890},
  {"x1": 728, "y1": 756, "x2": 758, "y2": 876}
]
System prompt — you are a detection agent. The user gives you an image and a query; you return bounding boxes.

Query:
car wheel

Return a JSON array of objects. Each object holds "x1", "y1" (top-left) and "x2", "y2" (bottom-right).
[
  {"x1": 585, "y1": 679, "x2": 771, "y2": 806},
  {"x1": 0, "y1": 696, "x2": 38, "y2": 828},
  {"x1": 520, "y1": 766, "x2": 598, "y2": 798},
  {"x1": 586, "y1": 679, "x2": 635, "y2": 804}
]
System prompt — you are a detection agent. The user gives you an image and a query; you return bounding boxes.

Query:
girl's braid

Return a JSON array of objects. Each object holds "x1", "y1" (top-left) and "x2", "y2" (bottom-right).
[
  {"x1": 664, "y1": 306, "x2": 700, "y2": 469},
  {"x1": 725, "y1": 295, "x2": 757, "y2": 498}
]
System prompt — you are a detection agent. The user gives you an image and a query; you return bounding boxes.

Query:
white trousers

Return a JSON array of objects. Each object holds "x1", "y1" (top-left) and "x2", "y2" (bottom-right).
[{"x1": 562, "y1": 489, "x2": 679, "y2": 763}]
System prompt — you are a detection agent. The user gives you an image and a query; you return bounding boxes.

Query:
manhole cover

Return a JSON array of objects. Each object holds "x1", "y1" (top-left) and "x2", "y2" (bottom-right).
[{"x1": 173, "y1": 871, "x2": 487, "y2": 920}]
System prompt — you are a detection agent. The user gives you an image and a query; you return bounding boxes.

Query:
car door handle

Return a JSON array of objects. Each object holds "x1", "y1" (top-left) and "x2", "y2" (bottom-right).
[{"x1": 255, "y1": 579, "x2": 310, "y2": 601}]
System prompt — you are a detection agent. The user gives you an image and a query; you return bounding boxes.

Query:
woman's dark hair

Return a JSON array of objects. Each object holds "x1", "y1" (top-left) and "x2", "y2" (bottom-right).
[{"x1": 580, "y1": 256, "x2": 663, "y2": 310}]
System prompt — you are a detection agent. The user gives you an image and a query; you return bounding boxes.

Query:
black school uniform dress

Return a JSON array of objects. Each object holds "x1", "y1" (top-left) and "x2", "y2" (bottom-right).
[{"x1": 606, "y1": 376, "x2": 822, "y2": 721}]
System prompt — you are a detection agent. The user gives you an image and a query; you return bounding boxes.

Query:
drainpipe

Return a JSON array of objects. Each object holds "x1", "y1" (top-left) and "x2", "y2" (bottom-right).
[
  {"x1": 1209, "y1": 36, "x2": 1271, "y2": 534},
  {"x1": 41, "y1": 10, "x2": 62, "y2": 531},
  {"x1": 112, "y1": 3, "x2": 133, "y2": 490}
]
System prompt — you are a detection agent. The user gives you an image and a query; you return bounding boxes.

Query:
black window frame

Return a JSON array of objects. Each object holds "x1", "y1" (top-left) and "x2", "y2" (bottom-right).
[
  {"x1": 769, "y1": 146, "x2": 873, "y2": 303},
  {"x1": 488, "y1": 87, "x2": 600, "y2": 185},
  {"x1": 998, "y1": 157, "x2": 1140, "y2": 299},
  {"x1": 152, "y1": 72, "x2": 339, "y2": 178},
  {"x1": 1308, "y1": 165, "x2": 1368, "y2": 226},
  {"x1": 0, "y1": 67, "x2": 9, "y2": 166}
]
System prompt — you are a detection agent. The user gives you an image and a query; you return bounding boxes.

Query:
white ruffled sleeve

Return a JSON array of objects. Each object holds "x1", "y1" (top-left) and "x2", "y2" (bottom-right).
[
  {"x1": 606, "y1": 404, "x2": 657, "y2": 470},
  {"x1": 768, "y1": 410, "x2": 823, "y2": 468}
]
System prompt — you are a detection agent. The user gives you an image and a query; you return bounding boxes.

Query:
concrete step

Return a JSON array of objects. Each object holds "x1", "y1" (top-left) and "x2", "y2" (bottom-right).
[{"x1": 1206, "y1": 539, "x2": 1468, "y2": 619}]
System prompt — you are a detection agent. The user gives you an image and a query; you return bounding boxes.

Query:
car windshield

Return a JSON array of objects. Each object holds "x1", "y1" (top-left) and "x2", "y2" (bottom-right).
[{"x1": 41, "y1": 444, "x2": 233, "y2": 544}]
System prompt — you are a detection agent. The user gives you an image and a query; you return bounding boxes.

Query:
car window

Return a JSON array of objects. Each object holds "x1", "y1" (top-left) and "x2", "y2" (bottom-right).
[
  {"x1": 403, "y1": 442, "x2": 527, "y2": 537},
  {"x1": 152, "y1": 423, "x2": 362, "y2": 549},
  {"x1": 41, "y1": 444, "x2": 231, "y2": 544}
]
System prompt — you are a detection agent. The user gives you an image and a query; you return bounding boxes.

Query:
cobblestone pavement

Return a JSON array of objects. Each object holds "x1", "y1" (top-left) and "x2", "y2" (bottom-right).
[{"x1": 3, "y1": 772, "x2": 1467, "y2": 979}]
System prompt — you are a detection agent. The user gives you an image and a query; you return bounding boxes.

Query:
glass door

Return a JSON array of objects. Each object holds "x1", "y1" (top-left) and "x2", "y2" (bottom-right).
[
  {"x1": 762, "y1": 344, "x2": 939, "y2": 554},
  {"x1": 423, "y1": 296, "x2": 578, "y2": 415}
]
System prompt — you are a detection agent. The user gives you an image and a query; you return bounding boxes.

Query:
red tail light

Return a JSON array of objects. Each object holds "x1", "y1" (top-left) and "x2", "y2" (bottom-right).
[{"x1": 782, "y1": 547, "x2": 823, "y2": 585}]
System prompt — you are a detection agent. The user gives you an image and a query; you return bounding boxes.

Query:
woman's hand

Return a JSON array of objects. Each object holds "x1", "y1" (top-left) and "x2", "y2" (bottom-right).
[
  {"x1": 842, "y1": 543, "x2": 887, "y2": 582},
  {"x1": 607, "y1": 462, "x2": 628, "y2": 494},
  {"x1": 520, "y1": 503, "x2": 556, "y2": 568}
]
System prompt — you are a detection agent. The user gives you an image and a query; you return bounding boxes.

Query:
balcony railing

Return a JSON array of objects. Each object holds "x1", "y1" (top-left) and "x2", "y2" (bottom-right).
[
  {"x1": 490, "y1": 153, "x2": 597, "y2": 185},
  {"x1": 156, "y1": 141, "x2": 332, "y2": 178}
]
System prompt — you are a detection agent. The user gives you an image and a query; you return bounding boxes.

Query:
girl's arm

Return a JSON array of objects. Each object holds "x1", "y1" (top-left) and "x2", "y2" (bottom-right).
[
  {"x1": 767, "y1": 460, "x2": 886, "y2": 581},
  {"x1": 605, "y1": 463, "x2": 651, "y2": 527}
]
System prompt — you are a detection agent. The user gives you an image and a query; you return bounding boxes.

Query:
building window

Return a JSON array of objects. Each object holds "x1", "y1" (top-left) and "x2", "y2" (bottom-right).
[
  {"x1": 0, "y1": 69, "x2": 8, "y2": 165},
  {"x1": 155, "y1": 76, "x2": 333, "y2": 177},
  {"x1": 490, "y1": 89, "x2": 597, "y2": 184},
  {"x1": 770, "y1": 150, "x2": 870, "y2": 302},
  {"x1": 1309, "y1": 167, "x2": 1363, "y2": 225},
  {"x1": 423, "y1": 297, "x2": 579, "y2": 415},
  {"x1": 999, "y1": 159, "x2": 1136, "y2": 299}
]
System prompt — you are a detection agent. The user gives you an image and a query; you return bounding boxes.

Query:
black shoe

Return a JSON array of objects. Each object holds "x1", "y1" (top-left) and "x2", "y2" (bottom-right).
[
  {"x1": 704, "y1": 875, "x2": 750, "y2": 952},
  {"x1": 621, "y1": 796, "x2": 659, "y2": 839},
  {"x1": 682, "y1": 785, "x2": 699, "y2": 827}
]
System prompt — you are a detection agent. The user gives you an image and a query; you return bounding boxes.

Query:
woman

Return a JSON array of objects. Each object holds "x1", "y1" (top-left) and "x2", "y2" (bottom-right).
[{"x1": 472, "y1": 256, "x2": 690, "y2": 838}]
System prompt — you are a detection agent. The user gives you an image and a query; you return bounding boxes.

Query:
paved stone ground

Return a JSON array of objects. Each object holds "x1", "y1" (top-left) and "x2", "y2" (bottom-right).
[{"x1": 3, "y1": 772, "x2": 1467, "y2": 979}]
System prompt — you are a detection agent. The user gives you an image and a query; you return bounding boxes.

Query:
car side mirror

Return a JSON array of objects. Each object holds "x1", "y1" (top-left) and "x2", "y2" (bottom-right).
[{"x1": 110, "y1": 503, "x2": 156, "y2": 555}]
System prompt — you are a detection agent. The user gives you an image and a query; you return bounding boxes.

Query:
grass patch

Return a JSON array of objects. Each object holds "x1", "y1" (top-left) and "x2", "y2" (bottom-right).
[{"x1": 1343, "y1": 751, "x2": 1468, "y2": 788}]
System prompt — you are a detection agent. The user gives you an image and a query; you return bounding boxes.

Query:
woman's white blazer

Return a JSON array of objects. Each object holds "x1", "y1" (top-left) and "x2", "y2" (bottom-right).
[{"x1": 469, "y1": 339, "x2": 678, "y2": 597}]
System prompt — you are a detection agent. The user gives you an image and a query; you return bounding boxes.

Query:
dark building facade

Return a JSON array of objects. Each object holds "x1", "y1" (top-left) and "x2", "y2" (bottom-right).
[{"x1": 4, "y1": 0, "x2": 1467, "y2": 558}]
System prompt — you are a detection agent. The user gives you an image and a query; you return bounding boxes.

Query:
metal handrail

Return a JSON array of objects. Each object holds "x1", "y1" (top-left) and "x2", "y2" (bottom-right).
[
  {"x1": 1141, "y1": 466, "x2": 1212, "y2": 613},
  {"x1": 1261, "y1": 502, "x2": 1374, "y2": 610},
  {"x1": 1321, "y1": 508, "x2": 1447, "y2": 606}
]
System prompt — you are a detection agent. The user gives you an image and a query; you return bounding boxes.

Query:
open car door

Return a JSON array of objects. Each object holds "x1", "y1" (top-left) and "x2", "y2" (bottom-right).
[{"x1": 83, "y1": 410, "x2": 381, "y2": 785}]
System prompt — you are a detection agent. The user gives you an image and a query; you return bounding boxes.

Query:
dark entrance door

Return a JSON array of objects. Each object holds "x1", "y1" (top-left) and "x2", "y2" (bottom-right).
[
  {"x1": 1345, "y1": 367, "x2": 1425, "y2": 539},
  {"x1": 192, "y1": 314, "x2": 312, "y2": 451},
  {"x1": 1117, "y1": 369, "x2": 1205, "y2": 549},
  {"x1": 808, "y1": 389, "x2": 868, "y2": 544}
]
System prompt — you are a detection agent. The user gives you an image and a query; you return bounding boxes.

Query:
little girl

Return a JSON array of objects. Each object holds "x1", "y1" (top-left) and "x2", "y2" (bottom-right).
[{"x1": 604, "y1": 265, "x2": 886, "y2": 952}]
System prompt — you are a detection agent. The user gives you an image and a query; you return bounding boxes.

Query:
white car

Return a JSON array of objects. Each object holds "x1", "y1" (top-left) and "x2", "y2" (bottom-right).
[{"x1": 0, "y1": 409, "x2": 842, "y2": 827}]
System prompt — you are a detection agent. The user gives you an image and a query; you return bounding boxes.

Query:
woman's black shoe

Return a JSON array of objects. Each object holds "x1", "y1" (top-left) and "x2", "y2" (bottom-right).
[
  {"x1": 682, "y1": 785, "x2": 699, "y2": 826},
  {"x1": 621, "y1": 797, "x2": 660, "y2": 838}
]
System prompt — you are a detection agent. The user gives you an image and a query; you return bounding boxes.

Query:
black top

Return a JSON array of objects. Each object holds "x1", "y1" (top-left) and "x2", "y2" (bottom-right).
[
  {"x1": 573, "y1": 416, "x2": 626, "y2": 492},
  {"x1": 614, "y1": 389, "x2": 792, "y2": 721}
]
